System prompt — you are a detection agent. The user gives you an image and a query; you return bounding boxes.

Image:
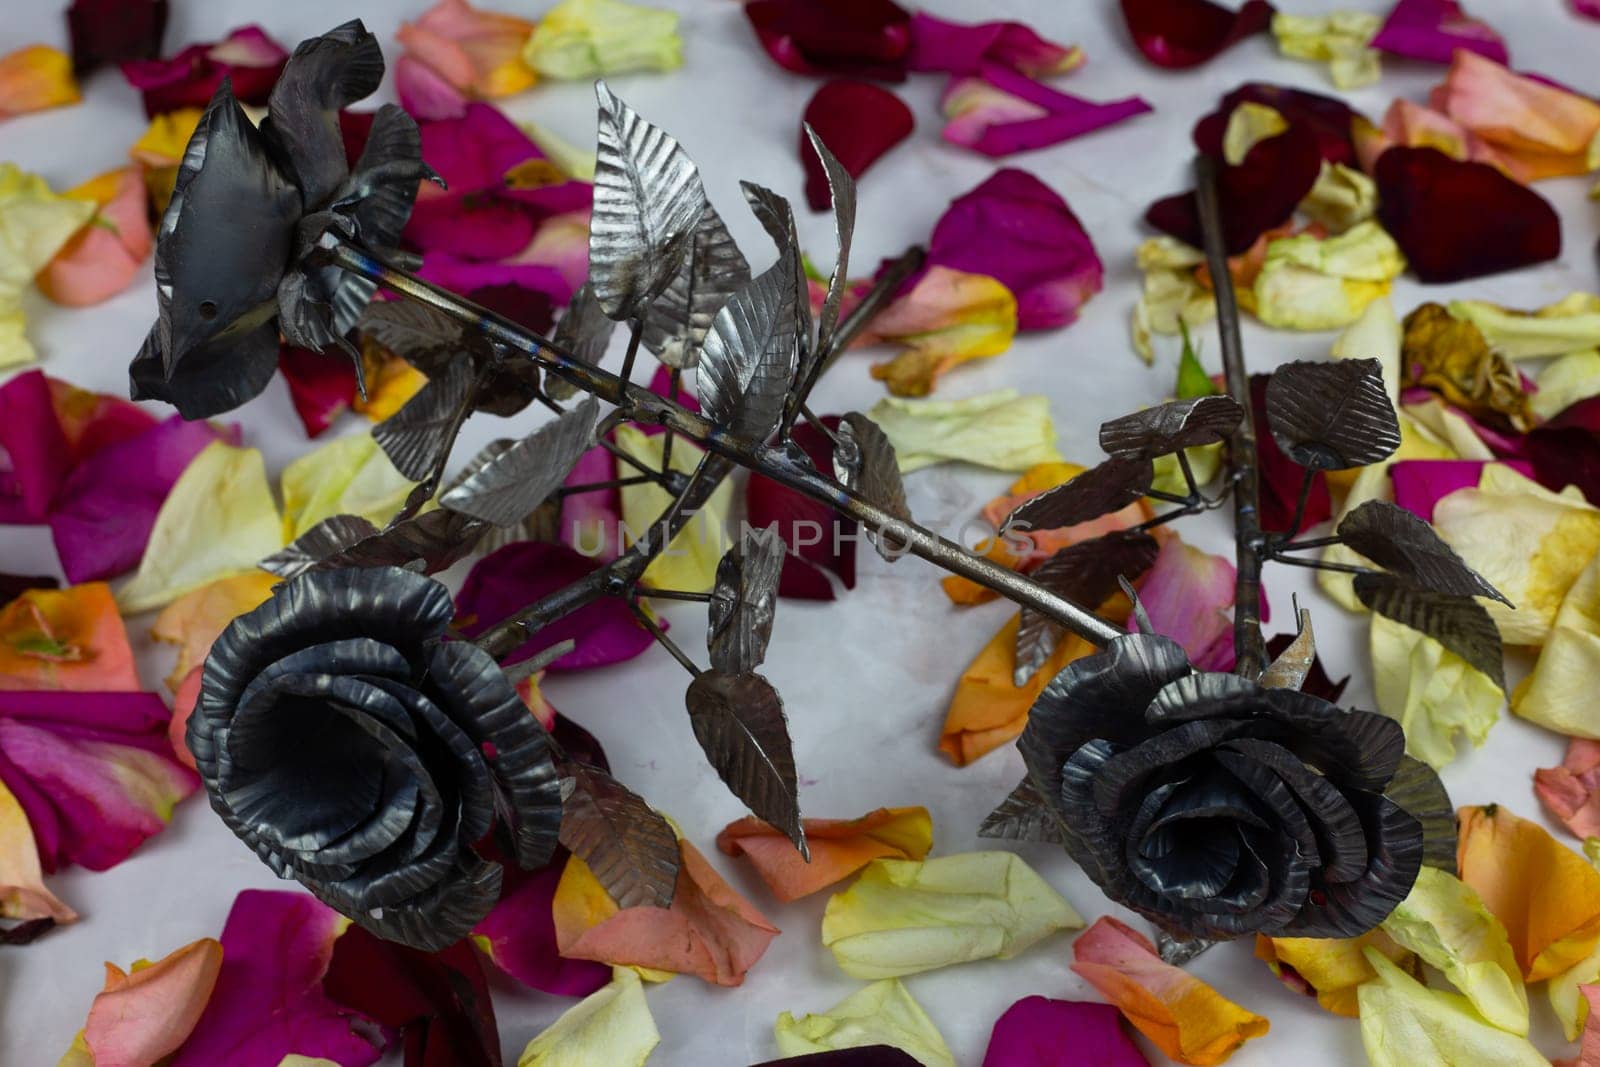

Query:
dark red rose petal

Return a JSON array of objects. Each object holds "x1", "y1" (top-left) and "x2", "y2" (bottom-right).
[
  {"x1": 1251, "y1": 374, "x2": 1332, "y2": 533},
  {"x1": 66, "y1": 0, "x2": 169, "y2": 75},
  {"x1": 339, "y1": 108, "x2": 376, "y2": 167},
  {"x1": 1375, "y1": 146, "x2": 1562, "y2": 283},
  {"x1": 1193, "y1": 82, "x2": 1363, "y2": 166},
  {"x1": 1145, "y1": 123, "x2": 1323, "y2": 254},
  {"x1": 1121, "y1": 0, "x2": 1276, "y2": 69},
  {"x1": 120, "y1": 25, "x2": 289, "y2": 117},
  {"x1": 278, "y1": 345, "x2": 357, "y2": 439},
  {"x1": 800, "y1": 80, "x2": 914, "y2": 211},
  {"x1": 744, "y1": 0, "x2": 913, "y2": 82},
  {"x1": 745, "y1": 417, "x2": 857, "y2": 600},
  {"x1": 1527, "y1": 395, "x2": 1600, "y2": 506},
  {"x1": 0, "y1": 573, "x2": 58, "y2": 610}
]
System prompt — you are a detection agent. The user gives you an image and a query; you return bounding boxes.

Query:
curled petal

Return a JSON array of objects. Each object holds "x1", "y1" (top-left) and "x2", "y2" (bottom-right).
[
  {"x1": 1449, "y1": 291, "x2": 1600, "y2": 363},
  {"x1": 868, "y1": 390, "x2": 1064, "y2": 474},
  {"x1": 0, "y1": 776, "x2": 75, "y2": 924},
  {"x1": 775, "y1": 979, "x2": 955, "y2": 1067},
  {"x1": 1370, "y1": 0, "x2": 1508, "y2": 66},
  {"x1": 802, "y1": 81, "x2": 913, "y2": 211},
  {"x1": 518, "y1": 966, "x2": 659, "y2": 1066},
  {"x1": 472, "y1": 846, "x2": 611, "y2": 996},
  {"x1": 1254, "y1": 930, "x2": 1414, "y2": 1016},
  {"x1": 1271, "y1": 12, "x2": 1381, "y2": 89},
  {"x1": 83, "y1": 938, "x2": 224, "y2": 1067},
  {"x1": 1514, "y1": 552, "x2": 1600, "y2": 737},
  {"x1": 522, "y1": 0, "x2": 682, "y2": 79},
  {"x1": 1120, "y1": 0, "x2": 1276, "y2": 69},
  {"x1": 0, "y1": 45, "x2": 80, "y2": 119},
  {"x1": 120, "y1": 25, "x2": 289, "y2": 116},
  {"x1": 1377, "y1": 99, "x2": 1521, "y2": 178},
  {"x1": 1147, "y1": 125, "x2": 1323, "y2": 256},
  {"x1": 1431, "y1": 50, "x2": 1600, "y2": 180},
  {"x1": 743, "y1": 0, "x2": 914, "y2": 82},
  {"x1": 1251, "y1": 221, "x2": 1404, "y2": 332},
  {"x1": 1370, "y1": 611, "x2": 1503, "y2": 769},
  {"x1": 717, "y1": 806, "x2": 932, "y2": 902},
  {"x1": 1131, "y1": 536, "x2": 1237, "y2": 672},
  {"x1": 1537, "y1": 739, "x2": 1600, "y2": 839},
  {"x1": 864, "y1": 267, "x2": 1018, "y2": 396},
  {"x1": 1357, "y1": 949, "x2": 1547, "y2": 1066},
  {"x1": 940, "y1": 66, "x2": 1151, "y2": 159},
  {"x1": 908, "y1": 13, "x2": 1083, "y2": 77}
]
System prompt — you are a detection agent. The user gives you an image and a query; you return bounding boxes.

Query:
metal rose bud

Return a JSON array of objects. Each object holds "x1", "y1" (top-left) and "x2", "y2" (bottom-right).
[
  {"x1": 131, "y1": 20, "x2": 434, "y2": 419},
  {"x1": 1018, "y1": 633, "x2": 1454, "y2": 941},
  {"x1": 191, "y1": 566, "x2": 561, "y2": 951}
]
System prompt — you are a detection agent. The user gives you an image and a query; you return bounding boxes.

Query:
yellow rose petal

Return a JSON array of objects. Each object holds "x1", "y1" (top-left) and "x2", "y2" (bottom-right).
[
  {"x1": 869, "y1": 390, "x2": 1064, "y2": 474},
  {"x1": 612, "y1": 425, "x2": 733, "y2": 594},
  {"x1": 774, "y1": 978, "x2": 955, "y2": 1067},
  {"x1": 1370, "y1": 611, "x2": 1503, "y2": 769},
  {"x1": 1357, "y1": 949, "x2": 1547, "y2": 1067},
  {"x1": 279, "y1": 432, "x2": 416, "y2": 541},
  {"x1": 518, "y1": 967, "x2": 659, "y2": 1067}
]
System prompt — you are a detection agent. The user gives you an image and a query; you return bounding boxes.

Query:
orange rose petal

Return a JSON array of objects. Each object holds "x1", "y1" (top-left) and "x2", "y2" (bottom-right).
[
  {"x1": 82, "y1": 938, "x2": 223, "y2": 1067},
  {"x1": 715, "y1": 807, "x2": 933, "y2": 903},
  {"x1": 168, "y1": 666, "x2": 202, "y2": 770},
  {"x1": 554, "y1": 835, "x2": 779, "y2": 987},
  {"x1": 352, "y1": 341, "x2": 427, "y2": 422},
  {"x1": 0, "y1": 583, "x2": 138, "y2": 692},
  {"x1": 1073, "y1": 916, "x2": 1269, "y2": 1066},
  {"x1": 942, "y1": 537, "x2": 1026, "y2": 605},
  {"x1": 1433, "y1": 51, "x2": 1600, "y2": 181},
  {"x1": 1458, "y1": 804, "x2": 1600, "y2": 982},
  {"x1": 39, "y1": 166, "x2": 154, "y2": 307},
  {"x1": 940, "y1": 615, "x2": 1100, "y2": 766},
  {"x1": 0, "y1": 44, "x2": 79, "y2": 119},
  {"x1": 150, "y1": 572, "x2": 278, "y2": 692},
  {"x1": 1255, "y1": 930, "x2": 1417, "y2": 1017}
]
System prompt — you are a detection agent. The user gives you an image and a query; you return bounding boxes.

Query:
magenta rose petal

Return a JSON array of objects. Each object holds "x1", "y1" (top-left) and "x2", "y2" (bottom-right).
[
  {"x1": 1120, "y1": 0, "x2": 1276, "y2": 70},
  {"x1": 743, "y1": 0, "x2": 913, "y2": 81},
  {"x1": 907, "y1": 12, "x2": 1082, "y2": 77},
  {"x1": 981, "y1": 996, "x2": 1150, "y2": 1066},
  {"x1": 471, "y1": 846, "x2": 612, "y2": 996},
  {"x1": 455, "y1": 542, "x2": 654, "y2": 670},
  {"x1": 1370, "y1": 0, "x2": 1509, "y2": 65},
  {"x1": 1375, "y1": 146, "x2": 1561, "y2": 282},
  {"x1": 942, "y1": 67, "x2": 1153, "y2": 159},
  {"x1": 48, "y1": 416, "x2": 234, "y2": 584},
  {"x1": 0, "y1": 371, "x2": 73, "y2": 525},
  {"x1": 801, "y1": 80, "x2": 914, "y2": 211},
  {"x1": 1389, "y1": 458, "x2": 1533, "y2": 520},
  {"x1": 1250, "y1": 374, "x2": 1332, "y2": 533},
  {"x1": 924, "y1": 167, "x2": 1104, "y2": 330}
]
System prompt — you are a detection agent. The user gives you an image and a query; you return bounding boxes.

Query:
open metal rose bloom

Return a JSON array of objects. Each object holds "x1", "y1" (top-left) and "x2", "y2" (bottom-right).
[
  {"x1": 1019, "y1": 632, "x2": 1454, "y2": 940},
  {"x1": 190, "y1": 566, "x2": 561, "y2": 950},
  {"x1": 131, "y1": 20, "x2": 435, "y2": 418}
]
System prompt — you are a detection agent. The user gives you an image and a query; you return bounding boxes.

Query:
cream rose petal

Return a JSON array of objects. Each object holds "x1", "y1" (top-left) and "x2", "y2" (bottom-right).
[
  {"x1": 774, "y1": 978, "x2": 955, "y2": 1067},
  {"x1": 518, "y1": 967, "x2": 660, "y2": 1067}
]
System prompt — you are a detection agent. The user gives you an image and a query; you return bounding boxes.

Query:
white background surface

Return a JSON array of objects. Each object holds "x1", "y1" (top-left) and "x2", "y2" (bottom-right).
[{"x1": 3, "y1": 1, "x2": 1599, "y2": 1063}]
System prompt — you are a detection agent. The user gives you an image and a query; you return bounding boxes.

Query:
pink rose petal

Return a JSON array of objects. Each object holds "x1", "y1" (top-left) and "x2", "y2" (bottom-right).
[
  {"x1": 908, "y1": 12, "x2": 1082, "y2": 77},
  {"x1": 1130, "y1": 536, "x2": 1239, "y2": 672},
  {"x1": 1536, "y1": 738, "x2": 1600, "y2": 840},
  {"x1": 941, "y1": 64, "x2": 1151, "y2": 159}
]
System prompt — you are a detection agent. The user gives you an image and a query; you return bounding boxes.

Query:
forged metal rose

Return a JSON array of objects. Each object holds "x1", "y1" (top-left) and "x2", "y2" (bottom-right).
[
  {"x1": 190, "y1": 565, "x2": 561, "y2": 951},
  {"x1": 131, "y1": 20, "x2": 436, "y2": 419},
  {"x1": 1019, "y1": 632, "x2": 1454, "y2": 940}
]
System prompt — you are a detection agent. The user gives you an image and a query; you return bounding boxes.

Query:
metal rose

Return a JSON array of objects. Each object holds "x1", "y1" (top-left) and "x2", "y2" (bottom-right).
[
  {"x1": 130, "y1": 20, "x2": 436, "y2": 418},
  {"x1": 190, "y1": 566, "x2": 561, "y2": 951},
  {"x1": 1018, "y1": 633, "x2": 1454, "y2": 941}
]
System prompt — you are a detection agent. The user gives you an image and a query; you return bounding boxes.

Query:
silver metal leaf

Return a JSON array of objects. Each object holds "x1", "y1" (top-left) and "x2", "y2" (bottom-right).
[
  {"x1": 1014, "y1": 531, "x2": 1160, "y2": 685},
  {"x1": 371, "y1": 360, "x2": 474, "y2": 481},
  {"x1": 740, "y1": 181, "x2": 812, "y2": 359},
  {"x1": 357, "y1": 299, "x2": 462, "y2": 375},
  {"x1": 684, "y1": 669, "x2": 806, "y2": 858},
  {"x1": 707, "y1": 527, "x2": 786, "y2": 674},
  {"x1": 260, "y1": 515, "x2": 380, "y2": 578},
  {"x1": 803, "y1": 124, "x2": 856, "y2": 358},
  {"x1": 978, "y1": 778, "x2": 1066, "y2": 844},
  {"x1": 1384, "y1": 754, "x2": 1457, "y2": 871},
  {"x1": 1265, "y1": 358, "x2": 1402, "y2": 471},
  {"x1": 589, "y1": 80, "x2": 709, "y2": 321},
  {"x1": 1260, "y1": 607, "x2": 1315, "y2": 691},
  {"x1": 1354, "y1": 572, "x2": 1506, "y2": 690},
  {"x1": 833, "y1": 413, "x2": 912, "y2": 558},
  {"x1": 1099, "y1": 395, "x2": 1244, "y2": 459},
  {"x1": 316, "y1": 507, "x2": 487, "y2": 573},
  {"x1": 695, "y1": 257, "x2": 799, "y2": 441},
  {"x1": 641, "y1": 204, "x2": 750, "y2": 370},
  {"x1": 559, "y1": 760, "x2": 680, "y2": 910},
  {"x1": 440, "y1": 398, "x2": 599, "y2": 527},
  {"x1": 444, "y1": 439, "x2": 564, "y2": 553},
  {"x1": 548, "y1": 283, "x2": 616, "y2": 401},
  {"x1": 1004, "y1": 457, "x2": 1154, "y2": 535},
  {"x1": 1338, "y1": 500, "x2": 1509, "y2": 604}
]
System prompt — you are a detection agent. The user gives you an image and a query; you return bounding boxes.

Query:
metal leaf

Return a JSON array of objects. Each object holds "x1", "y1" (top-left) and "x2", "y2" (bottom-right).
[
  {"x1": 260, "y1": 515, "x2": 380, "y2": 578},
  {"x1": 1384, "y1": 754, "x2": 1457, "y2": 871},
  {"x1": 316, "y1": 508, "x2": 487, "y2": 573},
  {"x1": 1338, "y1": 500, "x2": 1509, "y2": 604},
  {"x1": 1099, "y1": 395, "x2": 1244, "y2": 459},
  {"x1": 707, "y1": 527, "x2": 786, "y2": 674},
  {"x1": 1003, "y1": 457, "x2": 1154, "y2": 536},
  {"x1": 741, "y1": 181, "x2": 812, "y2": 359},
  {"x1": 1264, "y1": 358, "x2": 1402, "y2": 470},
  {"x1": 548, "y1": 282, "x2": 616, "y2": 401},
  {"x1": 589, "y1": 80, "x2": 709, "y2": 320},
  {"x1": 803, "y1": 124, "x2": 856, "y2": 358},
  {"x1": 833, "y1": 412, "x2": 912, "y2": 538},
  {"x1": 559, "y1": 760, "x2": 680, "y2": 909},
  {"x1": 978, "y1": 778, "x2": 1066, "y2": 844},
  {"x1": 1014, "y1": 531, "x2": 1160, "y2": 685},
  {"x1": 358, "y1": 299, "x2": 462, "y2": 375},
  {"x1": 641, "y1": 204, "x2": 750, "y2": 370},
  {"x1": 444, "y1": 439, "x2": 563, "y2": 554},
  {"x1": 1354, "y1": 572, "x2": 1506, "y2": 690},
  {"x1": 1259, "y1": 607, "x2": 1316, "y2": 691},
  {"x1": 685, "y1": 670, "x2": 806, "y2": 857},
  {"x1": 439, "y1": 398, "x2": 599, "y2": 527},
  {"x1": 371, "y1": 360, "x2": 474, "y2": 481},
  {"x1": 695, "y1": 257, "x2": 799, "y2": 441}
]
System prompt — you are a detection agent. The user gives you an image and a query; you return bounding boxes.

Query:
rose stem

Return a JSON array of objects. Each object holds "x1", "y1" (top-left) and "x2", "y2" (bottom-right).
[
  {"x1": 1194, "y1": 156, "x2": 1268, "y2": 679},
  {"x1": 328, "y1": 240, "x2": 1125, "y2": 655}
]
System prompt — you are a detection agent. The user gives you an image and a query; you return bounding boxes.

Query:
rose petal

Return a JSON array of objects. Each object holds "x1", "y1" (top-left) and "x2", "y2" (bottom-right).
[
  {"x1": 278, "y1": 346, "x2": 357, "y2": 438},
  {"x1": 775, "y1": 979, "x2": 955, "y2": 1067},
  {"x1": 396, "y1": 0, "x2": 536, "y2": 121},
  {"x1": 456, "y1": 541, "x2": 654, "y2": 670},
  {"x1": 1147, "y1": 124, "x2": 1324, "y2": 256},
  {"x1": 865, "y1": 267, "x2": 1018, "y2": 396},
  {"x1": 1120, "y1": 0, "x2": 1276, "y2": 70},
  {"x1": 1370, "y1": 610, "x2": 1503, "y2": 768},
  {"x1": 1249, "y1": 374, "x2": 1331, "y2": 533},
  {"x1": 1131, "y1": 536, "x2": 1237, "y2": 672},
  {"x1": 1194, "y1": 83, "x2": 1363, "y2": 166},
  {"x1": 613, "y1": 425, "x2": 732, "y2": 593},
  {"x1": 83, "y1": 938, "x2": 224, "y2": 1067},
  {"x1": 821, "y1": 852, "x2": 1082, "y2": 979},
  {"x1": 717, "y1": 807, "x2": 932, "y2": 902},
  {"x1": 801, "y1": 81, "x2": 913, "y2": 211},
  {"x1": 38, "y1": 166, "x2": 152, "y2": 307},
  {"x1": 939, "y1": 66, "x2": 1151, "y2": 159},
  {"x1": 1254, "y1": 930, "x2": 1412, "y2": 1016},
  {"x1": 120, "y1": 25, "x2": 289, "y2": 117},
  {"x1": 868, "y1": 390, "x2": 1064, "y2": 474},
  {"x1": 277, "y1": 432, "x2": 415, "y2": 542},
  {"x1": 1458, "y1": 804, "x2": 1600, "y2": 981},
  {"x1": 150, "y1": 572, "x2": 278, "y2": 693},
  {"x1": 0, "y1": 166, "x2": 97, "y2": 369},
  {"x1": 554, "y1": 833, "x2": 779, "y2": 986},
  {"x1": 0, "y1": 690, "x2": 198, "y2": 873},
  {"x1": 0, "y1": 371, "x2": 72, "y2": 524},
  {"x1": 1375, "y1": 99, "x2": 1521, "y2": 178},
  {"x1": 0, "y1": 775, "x2": 75, "y2": 924},
  {"x1": 0, "y1": 583, "x2": 139, "y2": 692},
  {"x1": 1357, "y1": 948, "x2": 1547, "y2": 1066},
  {"x1": 518, "y1": 966, "x2": 659, "y2": 1066},
  {"x1": 1558, "y1": 984, "x2": 1600, "y2": 1066},
  {"x1": 1431, "y1": 50, "x2": 1600, "y2": 180},
  {"x1": 1071, "y1": 916, "x2": 1270, "y2": 1065},
  {"x1": 0, "y1": 45, "x2": 80, "y2": 119},
  {"x1": 522, "y1": 0, "x2": 682, "y2": 80},
  {"x1": 174, "y1": 891, "x2": 385, "y2": 1067},
  {"x1": 1271, "y1": 11, "x2": 1382, "y2": 90},
  {"x1": 908, "y1": 13, "x2": 1082, "y2": 77},
  {"x1": 472, "y1": 846, "x2": 612, "y2": 996},
  {"x1": 746, "y1": 416, "x2": 857, "y2": 600},
  {"x1": 1251, "y1": 221, "x2": 1404, "y2": 332},
  {"x1": 1390, "y1": 459, "x2": 1531, "y2": 521},
  {"x1": 1370, "y1": 0, "x2": 1508, "y2": 66},
  {"x1": 982, "y1": 997, "x2": 1149, "y2": 1067},
  {"x1": 1375, "y1": 147, "x2": 1561, "y2": 283},
  {"x1": 744, "y1": 0, "x2": 914, "y2": 82},
  {"x1": 66, "y1": 0, "x2": 169, "y2": 76},
  {"x1": 1538, "y1": 739, "x2": 1600, "y2": 839},
  {"x1": 1513, "y1": 552, "x2": 1600, "y2": 738}
]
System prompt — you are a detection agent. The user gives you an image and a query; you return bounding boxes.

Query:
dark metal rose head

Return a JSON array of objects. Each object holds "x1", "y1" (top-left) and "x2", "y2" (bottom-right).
[
  {"x1": 131, "y1": 20, "x2": 436, "y2": 419},
  {"x1": 190, "y1": 566, "x2": 560, "y2": 951},
  {"x1": 1019, "y1": 633, "x2": 1454, "y2": 941}
]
